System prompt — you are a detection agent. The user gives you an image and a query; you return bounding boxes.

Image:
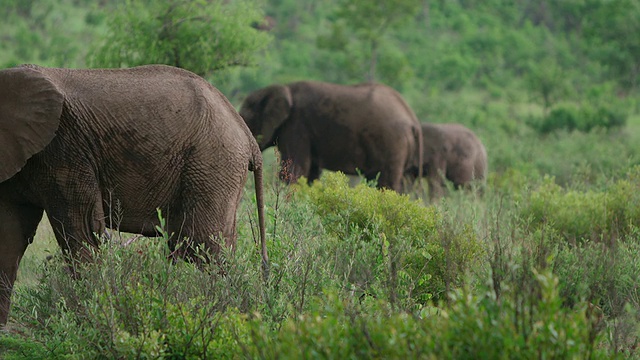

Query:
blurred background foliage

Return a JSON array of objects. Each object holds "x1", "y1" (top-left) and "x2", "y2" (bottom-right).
[{"x1": 3, "y1": 0, "x2": 639, "y2": 95}]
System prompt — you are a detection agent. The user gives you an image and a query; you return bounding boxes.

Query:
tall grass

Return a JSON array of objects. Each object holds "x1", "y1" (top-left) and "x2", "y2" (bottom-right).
[{"x1": 3, "y1": 166, "x2": 636, "y2": 358}]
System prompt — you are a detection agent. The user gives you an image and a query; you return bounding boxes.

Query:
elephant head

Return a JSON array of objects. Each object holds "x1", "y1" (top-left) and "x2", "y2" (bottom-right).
[
  {"x1": 0, "y1": 66, "x2": 64, "y2": 182},
  {"x1": 239, "y1": 84, "x2": 292, "y2": 150}
]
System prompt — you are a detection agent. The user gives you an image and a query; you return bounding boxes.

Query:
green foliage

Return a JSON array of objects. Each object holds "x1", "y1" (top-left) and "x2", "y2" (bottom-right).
[
  {"x1": 582, "y1": 0, "x2": 640, "y2": 89},
  {"x1": 3, "y1": 169, "x2": 636, "y2": 358},
  {"x1": 520, "y1": 171, "x2": 640, "y2": 243},
  {"x1": 526, "y1": 58, "x2": 570, "y2": 113},
  {"x1": 433, "y1": 270, "x2": 604, "y2": 359},
  {"x1": 89, "y1": 0, "x2": 271, "y2": 77},
  {"x1": 330, "y1": 0, "x2": 422, "y2": 82},
  {"x1": 296, "y1": 172, "x2": 484, "y2": 304},
  {"x1": 554, "y1": 239, "x2": 640, "y2": 315},
  {"x1": 229, "y1": 273, "x2": 607, "y2": 359},
  {"x1": 3, "y1": 0, "x2": 640, "y2": 357},
  {"x1": 2, "y1": 235, "x2": 265, "y2": 359},
  {"x1": 335, "y1": 0, "x2": 422, "y2": 38},
  {"x1": 532, "y1": 102, "x2": 627, "y2": 134},
  {"x1": 0, "y1": 0, "x2": 103, "y2": 68}
]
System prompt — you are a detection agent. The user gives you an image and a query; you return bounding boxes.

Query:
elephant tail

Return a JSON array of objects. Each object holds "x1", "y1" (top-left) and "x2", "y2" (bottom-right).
[
  {"x1": 250, "y1": 151, "x2": 269, "y2": 280},
  {"x1": 414, "y1": 123, "x2": 424, "y2": 182}
]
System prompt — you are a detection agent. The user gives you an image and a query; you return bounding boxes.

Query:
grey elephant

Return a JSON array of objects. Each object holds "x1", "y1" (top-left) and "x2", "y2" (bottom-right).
[
  {"x1": 239, "y1": 81, "x2": 423, "y2": 192},
  {"x1": 0, "y1": 64, "x2": 268, "y2": 326},
  {"x1": 405, "y1": 123, "x2": 487, "y2": 199}
]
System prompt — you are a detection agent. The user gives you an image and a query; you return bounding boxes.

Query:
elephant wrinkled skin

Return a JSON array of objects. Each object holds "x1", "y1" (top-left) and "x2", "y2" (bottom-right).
[
  {"x1": 239, "y1": 81, "x2": 423, "y2": 192},
  {"x1": 406, "y1": 123, "x2": 487, "y2": 199},
  {"x1": 0, "y1": 64, "x2": 268, "y2": 326}
]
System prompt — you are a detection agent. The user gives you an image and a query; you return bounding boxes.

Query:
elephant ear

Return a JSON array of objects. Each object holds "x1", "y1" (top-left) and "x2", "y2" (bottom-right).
[
  {"x1": 0, "y1": 66, "x2": 63, "y2": 182},
  {"x1": 261, "y1": 84, "x2": 292, "y2": 148}
]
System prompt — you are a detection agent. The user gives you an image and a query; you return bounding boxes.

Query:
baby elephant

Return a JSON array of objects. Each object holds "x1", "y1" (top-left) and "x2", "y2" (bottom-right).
[{"x1": 406, "y1": 123, "x2": 487, "y2": 199}]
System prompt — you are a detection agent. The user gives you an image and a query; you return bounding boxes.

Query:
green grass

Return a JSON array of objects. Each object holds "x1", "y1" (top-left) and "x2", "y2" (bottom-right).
[
  {"x1": 16, "y1": 219, "x2": 57, "y2": 288},
  {"x1": 3, "y1": 165, "x2": 638, "y2": 358}
]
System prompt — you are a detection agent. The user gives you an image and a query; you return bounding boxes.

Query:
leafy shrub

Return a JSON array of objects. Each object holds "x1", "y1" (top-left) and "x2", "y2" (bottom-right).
[
  {"x1": 554, "y1": 239, "x2": 640, "y2": 314},
  {"x1": 295, "y1": 172, "x2": 484, "y2": 306},
  {"x1": 2, "y1": 235, "x2": 264, "y2": 359},
  {"x1": 430, "y1": 270, "x2": 606, "y2": 359},
  {"x1": 520, "y1": 170, "x2": 640, "y2": 243},
  {"x1": 534, "y1": 103, "x2": 627, "y2": 134},
  {"x1": 234, "y1": 271, "x2": 608, "y2": 359},
  {"x1": 540, "y1": 105, "x2": 580, "y2": 133}
]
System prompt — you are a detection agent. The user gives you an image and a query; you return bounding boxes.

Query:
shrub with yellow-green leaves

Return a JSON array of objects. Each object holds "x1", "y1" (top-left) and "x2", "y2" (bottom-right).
[
  {"x1": 234, "y1": 272, "x2": 607, "y2": 359},
  {"x1": 295, "y1": 172, "x2": 485, "y2": 305},
  {"x1": 521, "y1": 168, "x2": 640, "y2": 244}
]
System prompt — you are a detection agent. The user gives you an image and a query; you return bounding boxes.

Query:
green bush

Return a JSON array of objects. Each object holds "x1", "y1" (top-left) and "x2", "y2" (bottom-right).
[
  {"x1": 554, "y1": 239, "x2": 640, "y2": 314},
  {"x1": 520, "y1": 170, "x2": 640, "y2": 243},
  {"x1": 295, "y1": 172, "x2": 484, "y2": 305},
  {"x1": 430, "y1": 270, "x2": 606, "y2": 359},
  {"x1": 534, "y1": 103, "x2": 627, "y2": 134},
  {"x1": 2, "y1": 235, "x2": 263, "y2": 359},
  {"x1": 1, "y1": 170, "x2": 630, "y2": 358},
  {"x1": 233, "y1": 272, "x2": 608, "y2": 359},
  {"x1": 541, "y1": 105, "x2": 580, "y2": 133}
]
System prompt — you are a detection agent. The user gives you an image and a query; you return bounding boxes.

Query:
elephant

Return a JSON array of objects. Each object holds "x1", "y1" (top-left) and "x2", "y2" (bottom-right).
[
  {"x1": 405, "y1": 123, "x2": 487, "y2": 199},
  {"x1": 0, "y1": 64, "x2": 268, "y2": 326},
  {"x1": 239, "y1": 81, "x2": 423, "y2": 192}
]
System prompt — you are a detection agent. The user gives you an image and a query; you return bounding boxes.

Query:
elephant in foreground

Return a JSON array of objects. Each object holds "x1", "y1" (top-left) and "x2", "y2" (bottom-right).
[
  {"x1": 0, "y1": 64, "x2": 268, "y2": 326},
  {"x1": 405, "y1": 123, "x2": 487, "y2": 199},
  {"x1": 239, "y1": 81, "x2": 423, "y2": 192}
]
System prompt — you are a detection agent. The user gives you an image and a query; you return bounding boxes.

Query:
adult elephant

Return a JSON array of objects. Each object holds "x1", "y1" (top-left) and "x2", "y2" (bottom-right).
[
  {"x1": 0, "y1": 64, "x2": 268, "y2": 326},
  {"x1": 406, "y1": 123, "x2": 487, "y2": 199},
  {"x1": 239, "y1": 81, "x2": 423, "y2": 192}
]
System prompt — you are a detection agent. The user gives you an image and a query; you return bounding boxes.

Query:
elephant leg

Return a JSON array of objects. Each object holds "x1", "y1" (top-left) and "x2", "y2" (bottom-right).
[
  {"x1": 424, "y1": 158, "x2": 448, "y2": 201},
  {"x1": 167, "y1": 210, "x2": 224, "y2": 265},
  {"x1": 428, "y1": 176, "x2": 446, "y2": 200},
  {"x1": 307, "y1": 161, "x2": 322, "y2": 183},
  {"x1": 277, "y1": 125, "x2": 312, "y2": 184},
  {"x1": 447, "y1": 162, "x2": 474, "y2": 190},
  {"x1": 376, "y1": 162, "x2": 406, "y2": 193},
  {"x1": 47, "y1": 184, "x2": 106, "y2": 262},
  {"x1": 401, "y1": 171, "x2": 418, "y2": 194},
  {"x1": 368, "y1": 138, "x2": 411, "y2": 192},
  {"x1": 0, "y1": 201, "x2": 44, "y2": 326},
  {"x1": 168, "y1": 169, "x2": 247, "y2": 265},
  {"x1": 427, "y1": 167, "x2": 448, "y2": 201}
]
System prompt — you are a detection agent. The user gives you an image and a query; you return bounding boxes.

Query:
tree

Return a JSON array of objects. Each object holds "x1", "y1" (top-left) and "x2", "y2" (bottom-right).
[
  {"x1": 89, "y1": 0, "x2": 272, "y2": 77},
  {"x1": 324, "y1": 0, "x2": 423, "y2": 82},
  {"x1": 582, "y1": 0, "x2": 640, "y2": 90},
  {"x1": 526, "y1": 58, "x2": 569, "y2": 114},
  {"x1": 0, "y1": 0, "x2": 100, "y2": 68}
]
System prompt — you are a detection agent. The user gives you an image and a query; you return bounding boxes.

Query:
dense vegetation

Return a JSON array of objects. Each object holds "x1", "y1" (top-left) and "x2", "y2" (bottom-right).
[{"x1": 1, "y1": 0, "x2": 640, "y2": 358}]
